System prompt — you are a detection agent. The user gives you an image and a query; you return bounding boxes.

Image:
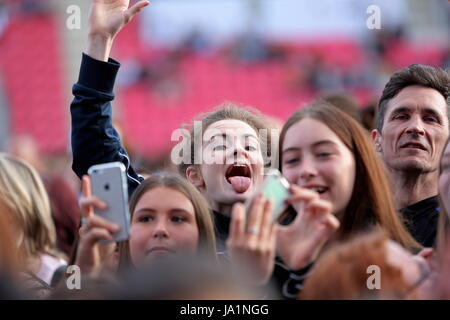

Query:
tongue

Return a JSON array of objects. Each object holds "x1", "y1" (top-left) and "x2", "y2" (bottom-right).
[{"x1": 228, "y1": 176, "x2": 251, "y2": 193}]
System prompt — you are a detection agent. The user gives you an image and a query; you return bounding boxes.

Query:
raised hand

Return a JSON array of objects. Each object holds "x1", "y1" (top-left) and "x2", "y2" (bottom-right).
[
  {"x1": 277, "y1": 186, "x2": 339, "y2": 271},
  {"x1": 87, "y1": 0, "x2": 150, "y2": 61},
  {"x1": 226, "y1": 195, "x2": 278, "y2": 286},
  {"x1": 75, "y1": 175, "x2": 119, "y2": 276}
]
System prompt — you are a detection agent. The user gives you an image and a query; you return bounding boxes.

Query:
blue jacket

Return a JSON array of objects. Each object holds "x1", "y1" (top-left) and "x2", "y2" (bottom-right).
[{"x1": 70, "y1": 53, "x2": 143, "y2": 197}]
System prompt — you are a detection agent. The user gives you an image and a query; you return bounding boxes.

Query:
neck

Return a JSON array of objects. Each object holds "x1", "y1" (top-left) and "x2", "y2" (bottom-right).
[
  {"x1": 211, "y1": 201, "x2": 233, "y2": 217},
  {"x1": 388, "y1": 168, "x2": 438, "y2": 209}
]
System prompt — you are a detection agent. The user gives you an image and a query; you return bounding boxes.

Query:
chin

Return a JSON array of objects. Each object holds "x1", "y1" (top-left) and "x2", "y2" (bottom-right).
[
  {"x1": 227, "y1": 192, "x2": 251, "y2": 203},
  {"x1": 401, "y1": 161, "x2": 433, "y2": 173}
]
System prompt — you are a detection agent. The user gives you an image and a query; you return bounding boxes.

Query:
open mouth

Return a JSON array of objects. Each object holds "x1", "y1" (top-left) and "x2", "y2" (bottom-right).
[
  {"x1": 225, "y1": 164, "x2": 252, "y2": 194},
  {"x1": 400, "y1": 142, "x2": 427, "y2": 151},
  {"x1": 303, "y1": 185, "x2": 329, "y2": 195}
]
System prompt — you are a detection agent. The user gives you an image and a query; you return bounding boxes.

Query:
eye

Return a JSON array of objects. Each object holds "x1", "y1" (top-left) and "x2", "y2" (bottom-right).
[
  {"x1": 284, "y1": 157, "x2": 299, "y2": 165},
  {"x1": 245, "y1": 145, "x2": 257, "y2": 151},
  {"x1": 213, "y1": 145, "x2": 226, "y2": 151},
  {"x1": 424, "y1": 116, "x2": 438, "y2": 123},
  {"x1": 316, "y1": 152, "x2": 331, "y2": 158},
  {"x1": 138, "y1": 215, "x2": 153, "y2": 223},
  {"x1": 171, "y1": 216, "x2": 186, "y2": 223},
  {"x1": 393, "y1": 114, "x2": 408, "y2": 121}
]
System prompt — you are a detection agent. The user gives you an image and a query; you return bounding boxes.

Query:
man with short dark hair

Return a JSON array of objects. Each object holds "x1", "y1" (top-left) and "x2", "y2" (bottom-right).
[{"x1": 372, "y1": 64, "x2": 450, "y2": 247}]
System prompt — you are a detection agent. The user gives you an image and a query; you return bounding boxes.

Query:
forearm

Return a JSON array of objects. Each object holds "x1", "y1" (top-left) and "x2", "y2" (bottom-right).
[
  {"x1": 70, "y1": 54, "x2": 143, "y2": 195},
  {"x1": 86, "y1": 34, "x2": 114, "y2": 62},
  {"x1": 71, "y1": 53, "x2": 120, "y2": 177}
]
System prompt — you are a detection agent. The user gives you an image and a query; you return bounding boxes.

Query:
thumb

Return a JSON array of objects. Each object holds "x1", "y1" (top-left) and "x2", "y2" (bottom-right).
[{"x1": 125, "y1": 0, "x2": 150, "y2": 22}]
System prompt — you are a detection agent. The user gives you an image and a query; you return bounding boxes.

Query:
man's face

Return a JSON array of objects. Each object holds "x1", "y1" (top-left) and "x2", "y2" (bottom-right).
[{"x1": 372, "y1": 85, "x2": 449, "y2": 174}]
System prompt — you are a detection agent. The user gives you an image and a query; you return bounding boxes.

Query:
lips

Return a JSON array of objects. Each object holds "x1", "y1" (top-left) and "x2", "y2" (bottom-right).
[
  {"x1": 302, "y1": 184, "x2": 329, "y2": 195},
  {"x1": 225, "y1": 163, "x2": 252, "y2": 194},
  {"x1": 400, "y1": 141, "x2": 427, "y2": 151},
  {"x1": 147, "y1": 247, "x2": 175, "y2": 255}
]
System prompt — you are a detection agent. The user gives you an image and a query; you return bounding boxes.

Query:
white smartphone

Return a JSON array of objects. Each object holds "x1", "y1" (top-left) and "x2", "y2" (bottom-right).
[
  {"x1": 88, "y1": 162, "x2": 130, "y2": 242},
  {"x1": 246, "y1": 169, "x2": 291, "y2": 223}
]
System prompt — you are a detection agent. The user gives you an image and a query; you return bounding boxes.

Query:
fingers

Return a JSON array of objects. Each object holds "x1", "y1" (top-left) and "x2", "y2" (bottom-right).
[
  {"x1": 246, "y1": 194, "x2": 265, "y2": 237},
  {"x1": 227, "y1": 197, "x2": 278, "y2": 286},
  {"x1": 79, "y1": 214, "x2": 119, "y2": 237},
  {"x1": 288, "y1": 185, "x2": 320, "y2": 203},
  {"x1": 306, "y1": 198, "x2": 332, "y2": 217},
  {"x1": 287, "y1": 185, "x2": 319, "y2": 215},
  {"x1": 81, "y1": 175, "x2": 94, "y2": 218},
  {"x1": 229, "y1": 197, "x2": 271, "y2": 241},
  {"x1": 258, "y1": 199, "x2": 274, "y2": 242},
  {"x1": 82, "y1": 227, "x2": 114, "y2": 246},
  {"x1": 306, "y1": 198, "x2": 339, "y2": 235},
  {"x1": 79, "y1": 195, "x2": 107, "y2": 211},
  {"x1": 325, "y1": 214, "x2": 340, "y2": 231},
  {"x1": 229, "y1": 202, "x2": 245, "y2": 241},
  {"x1": 125, "y1": 0, "x2": 150, "y2": 22},
  {"x1": 81, "y1": 175, "x2": 107, "y2": 218},
  {"x1": 267, "y1": 223, "x2": 278, "y2": 253},
  {"x1": 82, "y1": 175, "x2": 92, "y2": 198}
]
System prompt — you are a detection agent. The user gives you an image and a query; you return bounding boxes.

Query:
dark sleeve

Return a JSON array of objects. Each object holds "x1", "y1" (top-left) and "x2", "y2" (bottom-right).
[{"x1": 70, "y1": 53, "x2": 143, "y2": 196}]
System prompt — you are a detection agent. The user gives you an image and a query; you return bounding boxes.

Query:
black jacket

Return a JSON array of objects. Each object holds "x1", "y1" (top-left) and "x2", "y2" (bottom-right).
[{"x1": 71, "y1": 53, "x2": 144, "y2": 197}]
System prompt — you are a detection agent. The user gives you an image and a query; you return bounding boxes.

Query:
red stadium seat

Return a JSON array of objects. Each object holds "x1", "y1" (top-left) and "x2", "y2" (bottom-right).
[{"x1": 0, "y1": 13, "x2": 67, "y2": 154}]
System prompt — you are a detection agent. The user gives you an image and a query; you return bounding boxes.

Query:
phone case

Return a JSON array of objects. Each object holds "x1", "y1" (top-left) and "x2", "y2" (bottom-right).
[
  {"x1": 245, "y1": 169, "x2": 290, "y2": 223},
  {"x1": 260, "y1": 169, "x2": 291, "y2": 221},
  {"x1": 88, "y1": 162, "x2": 130, "y2": 242}
]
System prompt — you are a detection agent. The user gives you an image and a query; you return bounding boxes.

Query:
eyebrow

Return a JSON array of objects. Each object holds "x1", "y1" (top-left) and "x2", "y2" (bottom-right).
[
  {"x1": 390, "y1": 106, "x2": 443, "y2": 119},
  {"x1": 205, "y1": 133, "x2": 259, "y2": 144},
  {"x1": 282, "y1": 140, "x2": 337, "y2": 154},
  {"x1": 135, "y1": 208, "x2": 193, "y2": 216}
]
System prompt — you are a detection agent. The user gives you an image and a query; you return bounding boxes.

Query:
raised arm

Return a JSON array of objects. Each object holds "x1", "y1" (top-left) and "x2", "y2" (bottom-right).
[
  {"x1": 87, "y1": 0, "x2": 149, "y2": 61},
  {"x1": 71, "y1": 0, "x2": 149, "y2": 196}
]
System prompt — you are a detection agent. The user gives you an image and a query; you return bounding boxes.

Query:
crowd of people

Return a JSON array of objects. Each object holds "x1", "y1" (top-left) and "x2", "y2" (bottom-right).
[{"x1": 0, "y1": 0, "x2": 449, "y2": 300}]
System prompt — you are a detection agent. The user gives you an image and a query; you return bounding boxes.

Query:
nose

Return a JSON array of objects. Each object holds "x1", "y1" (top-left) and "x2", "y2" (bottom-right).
[
  {"x1": 233, "y1": 144, "x2": 249, "y2": 158},
  {"x1": 152, "y1": 219, "x2": 169, "y2": 239},
  {"x1": 297, "y1": 156, "x2": 318, "y2": 182},
  {"x1": 405, "y1": 116, "x2": 425, "y2": 136},
  {"x1": 228, "y1": 138, "x2": 250, "y2": 162}
]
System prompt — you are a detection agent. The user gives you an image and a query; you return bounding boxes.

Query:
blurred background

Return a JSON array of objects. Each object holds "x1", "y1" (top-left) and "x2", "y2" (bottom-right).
[{"x1": 0, "y1": 0, "x2": 448, "y2": 179}]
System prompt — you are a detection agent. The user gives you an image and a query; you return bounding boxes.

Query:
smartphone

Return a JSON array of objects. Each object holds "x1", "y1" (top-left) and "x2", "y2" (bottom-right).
[
  {"x1": 246, "y1": 169, "x2": 291, "y2": 223},
  {"x1": 88, "y1": 162, "x2": 130, "y2": 242}
]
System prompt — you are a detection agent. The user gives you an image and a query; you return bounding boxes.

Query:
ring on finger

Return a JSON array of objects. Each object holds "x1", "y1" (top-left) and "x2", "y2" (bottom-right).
[{"x1": 247, "y1": 226, "x2": 260, "y2": 235}]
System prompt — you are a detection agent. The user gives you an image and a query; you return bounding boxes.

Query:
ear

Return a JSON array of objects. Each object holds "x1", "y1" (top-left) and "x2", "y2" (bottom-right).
[
  {"x1": 186, "y1": 166, "x2": 205, "y2": 190},
  {"x1": 371, "y1": 129, "x2": 382, "y2": 153}
]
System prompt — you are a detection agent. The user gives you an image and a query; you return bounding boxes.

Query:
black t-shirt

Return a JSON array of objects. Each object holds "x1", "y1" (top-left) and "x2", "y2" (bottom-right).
[
  {"x1": 212, "y1": 210, "x2": 230, "y2": 254},
  {"x1": 400, "y1": 196, "x2": 439, "y2": 248},
  {"x1": 271, "y1": 260, "x2": 313, "y2": 300}
]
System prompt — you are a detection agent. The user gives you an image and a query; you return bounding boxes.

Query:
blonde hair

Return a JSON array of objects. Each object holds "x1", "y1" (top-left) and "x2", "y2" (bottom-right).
[{"x1": 0, "y1": 153, "x2": 58, "y2": 262}]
